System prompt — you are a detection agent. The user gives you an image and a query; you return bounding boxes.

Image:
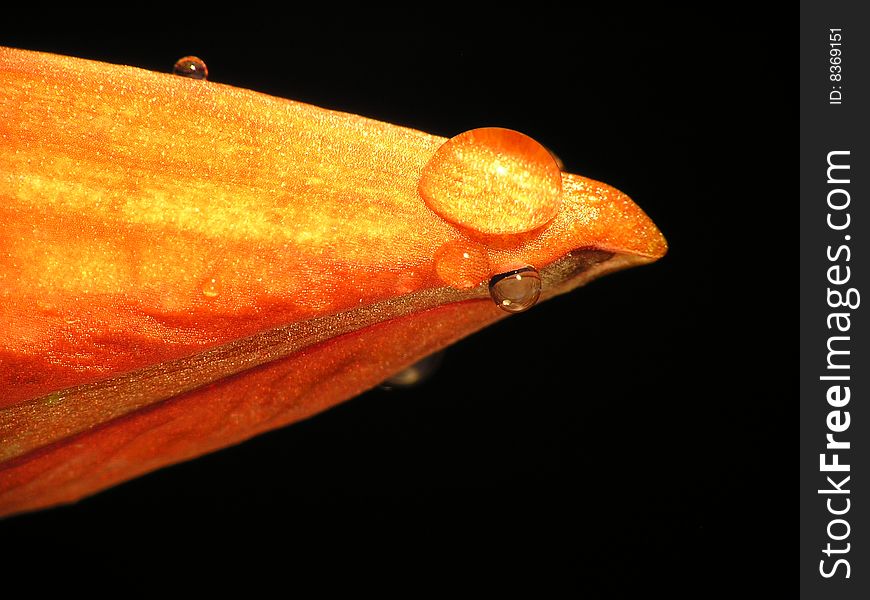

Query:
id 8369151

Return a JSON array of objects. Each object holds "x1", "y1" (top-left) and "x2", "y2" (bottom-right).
[{"x1": 829, "y1": 28, "x2": 843, "y2": 105}]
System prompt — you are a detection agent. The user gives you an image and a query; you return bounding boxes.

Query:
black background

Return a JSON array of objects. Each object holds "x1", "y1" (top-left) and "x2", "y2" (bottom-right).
[{"x1": 1, "y1": 9, "x2": 788, "y2": 593}]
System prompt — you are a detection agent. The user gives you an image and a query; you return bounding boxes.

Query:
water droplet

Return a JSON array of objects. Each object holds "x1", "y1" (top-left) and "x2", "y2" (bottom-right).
[
  {"x1": 201, "y1": 276, "x2": 222, "y2": 298},
  {"x1": 43, "y1": 392, "x2": 64, "y2": 406},
  {"x1": 434, "y1": 239, "x2": 489, "y2": 288},
  {"x1": 173, "y1": 56, "x2": 208, "y2": 80},
  {"x1": 381, "y1": 351, "x2": 446, "y2": 390},
  {"x1": 419, "y1": 128, "x2": 563, "y2": 235},
  {"x1": 393, "y1": 270, "x2": 423, "y2": 295},
  {"x1": 489, "y1": 266, "x2": 542, "y2": 313}
]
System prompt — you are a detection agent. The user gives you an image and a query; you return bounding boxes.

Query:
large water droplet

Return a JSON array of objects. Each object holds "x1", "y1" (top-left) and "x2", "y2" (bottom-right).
[
  {"x1": 434, "y1": 239, "x2": 489, "y2": 289},
  {"x1": 173, "y1": 56, "x2": 208, "y2": 80},
  {"x1": 489, "y1": 266, "x2": 542, "y2": 313},
  {"x1": 419, "y1": 128, "x2": 562, "y2": 235}
]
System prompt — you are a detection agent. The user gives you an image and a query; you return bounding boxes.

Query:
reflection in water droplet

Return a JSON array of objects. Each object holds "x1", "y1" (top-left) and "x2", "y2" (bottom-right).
[
  {"x1": 173, "y1": 56, "x2": 209, "y2": 80},
  {"x1": 419, "y1": 127, "x2": 563, "y2": 235},
  {"x1": 543, "y1": 145, "x2": 565, "y2": 170},
  {"x1": 381, "y1": 350, "x2": 446, "y2": 390},
  {"x1": 202, "y1": 277, "x2": 222, "y2": 298},
  {"x1": 434, "y1": 239, "x2": 489, "y2": 288},
  {"x1": 489, "y1": 266, "x2": 541, "y2": 313}
]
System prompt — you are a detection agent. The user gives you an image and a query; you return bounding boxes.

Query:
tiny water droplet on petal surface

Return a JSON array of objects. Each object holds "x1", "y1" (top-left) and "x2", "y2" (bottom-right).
[
  {"x1": 201, "y1": 276, "x2": 222, "y2": 298},
  {"x1": 434, "y1": 239, "x2": 489, "y2": 288},
  {"x1": 419, "y1": 128, "x2": 562, "y2": 235},
  {"x1": 489, "y1": 266, "x2": 542, "y2": 313},
  {"x1": 43, "y1": 392, "x2": 64, "y2": 406},
  {"x1": 172, "y1": 56, "x2": 208, "y2": 80}
]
